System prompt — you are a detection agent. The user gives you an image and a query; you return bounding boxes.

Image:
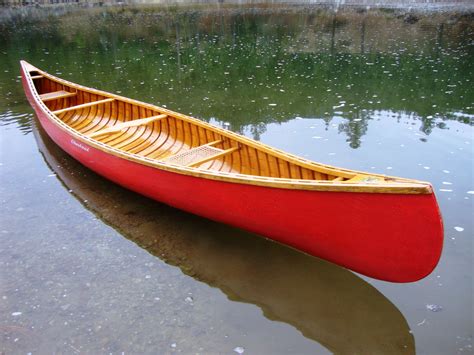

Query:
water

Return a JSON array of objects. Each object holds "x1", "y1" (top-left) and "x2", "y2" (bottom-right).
[{"x1": 1, "y1": 5, "x2": 473, "y2": 354}]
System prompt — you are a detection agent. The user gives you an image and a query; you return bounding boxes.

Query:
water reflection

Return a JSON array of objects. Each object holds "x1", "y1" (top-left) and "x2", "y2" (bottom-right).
[
  {"x1": 0, "y1": 6, "x2": 472, "y2": 147},
  {"x1": 34, "y1": 121, "x2": 415, "y2": 354},
  {"x1": 0, "y1": 111, "x2": 34, "y2": 135}
]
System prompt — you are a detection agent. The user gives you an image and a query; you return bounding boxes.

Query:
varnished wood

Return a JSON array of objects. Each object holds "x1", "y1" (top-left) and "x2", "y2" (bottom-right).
[
  {"x1": 87, "y1": 114, "x2": 168, "y2": 138},
  {"x1": 189, "y1": 146, "x2": 240, "y2": 168},
  {"x1": 40, "y1": 90, "x2": 77, "y2": 102},
  {"x1": 23, "y1": 62, "x2": 434, "y2": 194},
  {"x1": 52, "y1": 98, "x2": 115, "y2": 115}
]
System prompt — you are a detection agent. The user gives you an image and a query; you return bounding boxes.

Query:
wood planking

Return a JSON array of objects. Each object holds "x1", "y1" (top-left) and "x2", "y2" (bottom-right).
[
  {"x1": 22, "y1": 64, "x2": 435, "y2": 193},
  {"x1": 147, "y1": 116, "x2": 177, "y2": 159},
  {"x1": 103, "y1": 101, "x2": 130, "y2": 145},
  {"x1": 84, "y1": 100, "x2": 115, "y2": 135},
  {"x1": 68, "y1": 91, "x2": 93, "y2": 128},
  {"x1": 73, "y1": 92, "x2": 98, "y2": 132},
  {"x1": 77, "y1": 93, "x2": 100, "y2": 132},
  {"x1": 39, "y1": 77, "x2": 338, "y2": 181},
  {"x1": 110, "y1": 108, "x2": 155, "y2": 149},
  {"x1": 139, "y1": 117, "x2": 171, "y2": 158},
  {"x1": 190, "y1": 123, "x2": 199, "y2": 148},
  {"x1": 172, "y1": 118, "x2": 186, "y2": 155},
  {"x1": 36, "y1": 79, "x2": 357, "y2": 182},
  {"x1": 133, "y1": 116, "x2": 165, "y2": 156},
  {"x1": 124, "y1": 114, "x2": 161, "y2": 153}
]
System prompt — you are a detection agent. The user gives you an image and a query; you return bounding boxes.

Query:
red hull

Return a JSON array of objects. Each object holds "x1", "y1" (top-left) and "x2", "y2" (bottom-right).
[{"x1": 21, "y1": 65, "x2": 443, "y2": 282}]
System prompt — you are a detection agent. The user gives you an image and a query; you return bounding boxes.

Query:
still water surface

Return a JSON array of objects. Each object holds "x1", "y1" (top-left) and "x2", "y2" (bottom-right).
[{"x1": 0, "y1": 6, "x2": 473, "y2": 354}]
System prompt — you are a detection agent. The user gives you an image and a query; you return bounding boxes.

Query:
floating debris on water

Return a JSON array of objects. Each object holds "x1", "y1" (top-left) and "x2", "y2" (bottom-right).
[
  {"x1": 417, "y1": 319, "x2": 427, "y2": 326},
  {"x1": 233, "y1": 346, "x2": 245, "y2": 354},
  {"x1": 454, "y1": 227, "x2": 464, "y2": 232},
  {"x1": 11, "y1": 312, "x2": 22, "y2": 316},
  {"x1": 426, "y1": 304, "x2": 443, "y2": 312}
]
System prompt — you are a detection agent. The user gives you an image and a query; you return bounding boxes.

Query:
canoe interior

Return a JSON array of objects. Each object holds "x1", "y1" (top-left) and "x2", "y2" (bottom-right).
[{"x1": 32, "y1": 70, "x2": 358, "y2": 181}]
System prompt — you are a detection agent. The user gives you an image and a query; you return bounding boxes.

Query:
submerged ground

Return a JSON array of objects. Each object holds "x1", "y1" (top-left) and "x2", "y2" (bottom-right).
[{"x1": 0, "y1": 5, "x2": 473, "y2": 354}]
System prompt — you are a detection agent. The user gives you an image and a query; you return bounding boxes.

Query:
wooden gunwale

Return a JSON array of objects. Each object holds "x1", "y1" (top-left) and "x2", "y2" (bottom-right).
[{"x1": 22, "y1": 61, "x2": 432, "y2": 194}]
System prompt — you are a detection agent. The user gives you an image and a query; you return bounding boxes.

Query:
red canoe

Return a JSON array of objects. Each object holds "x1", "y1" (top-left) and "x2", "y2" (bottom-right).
[{"x1": 20, "y1": 60, "x2": 443, "y2": 282}]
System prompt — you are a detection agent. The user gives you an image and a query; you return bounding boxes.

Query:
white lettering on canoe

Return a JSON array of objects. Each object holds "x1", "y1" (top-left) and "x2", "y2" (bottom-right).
[{"x1": 70, "y1": 139, "x2": 90, "y2": 152}]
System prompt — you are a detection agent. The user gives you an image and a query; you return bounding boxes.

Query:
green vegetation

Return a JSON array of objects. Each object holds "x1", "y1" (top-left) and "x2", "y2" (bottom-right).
[{"x1": 1, "y1": 6, "x2": 472, "y2": 146}]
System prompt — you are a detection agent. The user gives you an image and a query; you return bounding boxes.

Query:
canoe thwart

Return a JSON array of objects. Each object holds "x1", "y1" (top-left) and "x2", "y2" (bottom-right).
[
  {"x1": 40, "y1": 90, "x2": 77, "y2": 102},
  {"x1": 163, "y1": 141, "x2": 239, "y2": 167},
  {"x1": 87, "y1": 114, "x2": 168, "y2": 138},
  {"x1": 31, "y1": 75, "x2": 44, "y2": 80},
  {"x1": 188, "y1": 146, "x2": 239, "y2": 167},
  {"x1": 52, "y1": 98, "x2": 115, "y2": 115}
]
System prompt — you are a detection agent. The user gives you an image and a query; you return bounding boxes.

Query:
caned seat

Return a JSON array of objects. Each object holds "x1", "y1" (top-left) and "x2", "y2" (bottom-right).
[{"x1": 163, "y1": 140, "x2": 239, "y2": 167}]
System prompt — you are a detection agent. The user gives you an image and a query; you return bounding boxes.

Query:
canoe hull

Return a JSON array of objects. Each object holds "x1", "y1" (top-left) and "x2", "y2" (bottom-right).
[{"x1": 22, "y1": 65, "x2": 443, "y2": 283}]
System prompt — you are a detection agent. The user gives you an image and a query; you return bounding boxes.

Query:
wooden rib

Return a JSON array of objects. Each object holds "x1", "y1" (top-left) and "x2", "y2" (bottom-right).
[
  {"x1": 182, "y1": 120, "x2": 193, "y2": 148},
  {"x1": 277, "y1": 158, "x2": 289, "y2": 179},
  {"x1": 204, "y1": 139, "x2": 226, "y2": 172},
  {"x1": 52, "y1": 98, "x2": 114, "y2": 115},
  {"x1": 124, "y1": 122, "x2": 159, "y2": 153},
  {"x1": 85, "y1": 93, "x2": 102, "y2": 132},
  {"x1": 25, "y1": 64, "x2": 433, "y2": 194},
  {"x1": 82, "y1": 100, "x2": 113, "y2": 135},
  {"x1": 221, "y1": 140, "x2": 234, "y2": 172},
  {"x1": 172, "y1": 118, "x2": 186, "y2": 155},
  {"x1": 70, "y1": 100, "x2": 94, "y2": 131},
  {"x1": 74, "y1": 93, "x2": 99, "y2": 132},
  {"x1": 106, "y1": 128, "x2": 138, "y2": 147},
  {"x1": 40, "y1": 90, "x2": 77, "y2": 102},
  {"x1": 87, "y1": 114, "x2": 167, "y2": 138},
  {"x1": 146, "y1": 133, "x2": 175, "y2": 159},
  {"x1": 137, "y1": 118, "x2": 170, "y2": 156},
  {"x1": 190, "y1": 124, "x2": 199, "y2": 148},
  {"x1": 118, "y1": 108, "x2": 155, "y2": 150},
  {"x1": 189, "y1": 146, "x2": 239, "y2": 168},
  {"x1": 113, "y1": 126, "x2": 149, "y2": 149},
  {"x1": 301, "y1": 167, "x2": 313, "y2": 180},
  {"x1": 267, "y1": 154, "x2": 280, "y2": 178}
]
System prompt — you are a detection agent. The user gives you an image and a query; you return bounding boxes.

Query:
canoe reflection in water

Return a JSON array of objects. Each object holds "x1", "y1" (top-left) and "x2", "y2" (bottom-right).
[{"x1": 34, "y1": 121, "x2": 415, "y2": 354}]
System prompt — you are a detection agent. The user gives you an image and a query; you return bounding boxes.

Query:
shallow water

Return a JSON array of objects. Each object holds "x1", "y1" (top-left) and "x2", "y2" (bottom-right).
[{"x1": 0, "y1": 5, "x2": 473, "y2": 354}]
